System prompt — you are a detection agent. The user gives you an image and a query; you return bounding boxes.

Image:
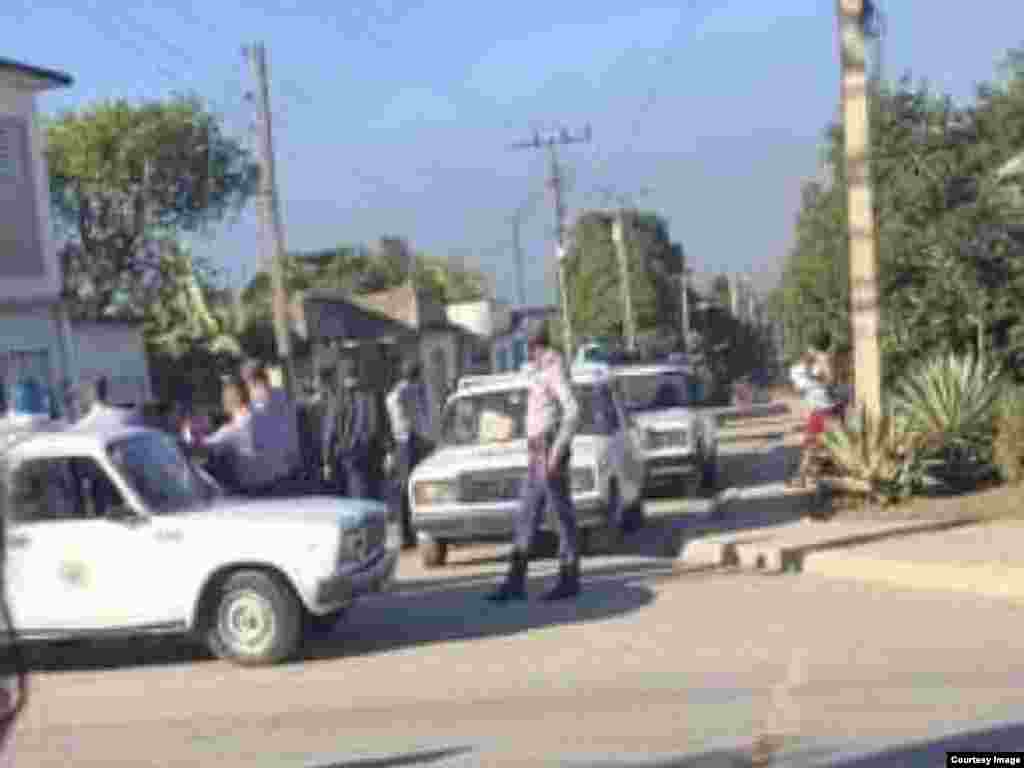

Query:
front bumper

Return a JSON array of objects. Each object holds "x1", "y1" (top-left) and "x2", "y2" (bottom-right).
[
  {"x1": 313, "y1": 547, "x2": 398, "y2": 611},
  {"x1": 643, "y1": 451, "x2": 700, "y2": 485},
  {"x1": 413, "y1": 495, "x2": 608, "y2": 542}
]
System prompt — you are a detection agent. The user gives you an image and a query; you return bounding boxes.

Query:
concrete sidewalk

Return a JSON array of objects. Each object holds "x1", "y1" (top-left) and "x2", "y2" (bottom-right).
[{"x1": 803, "y1": 521, "x2": 1024, "y2": 602}]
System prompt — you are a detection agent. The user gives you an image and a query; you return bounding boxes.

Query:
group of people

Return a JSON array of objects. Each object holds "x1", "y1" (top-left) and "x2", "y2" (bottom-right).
[
  {"x1": 184, "y1": 357, "x2": 437, "y2": 551},
  {"x1": 787, "y1": 331, "x2": 853, "y2": 487}
]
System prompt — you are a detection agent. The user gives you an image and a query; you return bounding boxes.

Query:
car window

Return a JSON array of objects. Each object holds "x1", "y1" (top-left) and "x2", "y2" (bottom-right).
[
  {"x1": 107, "y1": 432, "x2": 209, "y2": 514},
  {"x1": 617, "y1": 372, "x2": 691, "y2": 411},
  {"x1": 7, "y1": 457, "x2": 125, "y2": 524},
  {"x1": 576, "y1": 384, "x2": 619, "y2": 436},
  {"x1": 441, "y1": 389, "x2": 527, "y2": 446}
]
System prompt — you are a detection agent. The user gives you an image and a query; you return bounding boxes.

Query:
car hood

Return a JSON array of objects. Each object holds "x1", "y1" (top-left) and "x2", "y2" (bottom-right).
[
  {"x1": 631, "y1": 407, "x2": 696, "y2": 431},
  {"x1": 188, "y1": 494, "x2": 387, "y2": 531},
  {"x1": 413, "y1": 436, "x2": 605, "y2": 481}
]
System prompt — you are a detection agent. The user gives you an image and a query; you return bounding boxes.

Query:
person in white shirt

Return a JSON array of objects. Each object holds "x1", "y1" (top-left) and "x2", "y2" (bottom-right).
[
  {"x1": 788, "y1": 334, "x2": 842, "y2": 487},
  {"x1": 75, "y1": 378, "x2": 143, "y2": 430},
  {"x1": 202, "y1": 376, "x2": 277, "y2": 494},
  {"x1": 240, "y1": 361, "x2": 303, "y2": 490},
  {"x1": 386, "y1": 360, "x2": 431, "y2": 549}
]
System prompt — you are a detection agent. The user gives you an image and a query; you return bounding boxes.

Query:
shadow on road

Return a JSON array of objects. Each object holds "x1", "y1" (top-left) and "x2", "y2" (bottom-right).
[
  {"x1": 311, "y1": 746, "x2": 474, "y2": 768},
  {"x1": 23, "y1": 559, "x2": 700, "y2": 673},
  {"x1": 826, "y1": 721, "x2": 1024, "y2": 767}
]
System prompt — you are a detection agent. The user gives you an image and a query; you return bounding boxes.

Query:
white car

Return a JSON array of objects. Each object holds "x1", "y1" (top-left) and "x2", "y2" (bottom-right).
[
  {"x1": 611, "y1": 363, "x2": 719, "y2": 494},
  {"x1": 409, "y1": 367, "x2": 646, "y2": 568},
  {"x1": 1, "y1": 423, "x2": 397, "y2": 666}
]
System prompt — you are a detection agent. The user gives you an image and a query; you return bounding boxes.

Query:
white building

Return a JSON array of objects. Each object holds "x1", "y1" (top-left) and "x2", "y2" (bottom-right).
[{"x1": 0, "y1": 57, "x2": 75, "y2": 417}]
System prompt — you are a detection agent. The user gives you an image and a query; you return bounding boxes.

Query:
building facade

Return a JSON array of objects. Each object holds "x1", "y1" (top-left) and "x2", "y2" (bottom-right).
[{"x1": 0, "y1": 57, "x2": 74, "y2": 417}]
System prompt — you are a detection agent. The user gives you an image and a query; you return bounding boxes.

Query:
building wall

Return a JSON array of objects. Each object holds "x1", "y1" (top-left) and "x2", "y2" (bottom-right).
[
  {"x1": 445, "y1": 300, "x2": 512, "y2": 339},
  {"x1": 0, "y1": 79, "x2": 61, "y2": 302},
  {"x1": 0, "y1": 303, "x2": 67, "y2": 415},
  {"x1": 71, "y1": 322, "x2": 153, "y2": 406}
]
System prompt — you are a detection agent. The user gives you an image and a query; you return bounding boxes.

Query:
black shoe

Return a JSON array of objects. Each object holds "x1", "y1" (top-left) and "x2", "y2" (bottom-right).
[
  {"x1": 401, "y1": 536, "x2": 417, "y2": 551},
  {"x1": 486, "y1": 551, "x2": 528, "y2": 602},
  {"x1": 541, "y1": 560, "x2": 580, "y2": 601}
]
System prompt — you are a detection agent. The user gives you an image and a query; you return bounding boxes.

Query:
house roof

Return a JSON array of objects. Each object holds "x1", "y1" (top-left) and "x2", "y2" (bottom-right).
[
  {"x1": 351, "y1": 282, "x2": 420, "y2": 327},
  {"x1": 0, "y1": 57, "x2": 72, "y2": 89}
]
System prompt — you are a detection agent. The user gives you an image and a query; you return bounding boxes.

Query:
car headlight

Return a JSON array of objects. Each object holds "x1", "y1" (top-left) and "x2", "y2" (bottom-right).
[
  {"x1": 570, "y1": 467, "x2": 596, "y2": 494},
  {"x1": 413, "y1": 479, "x2": 459, "y2": 506}
]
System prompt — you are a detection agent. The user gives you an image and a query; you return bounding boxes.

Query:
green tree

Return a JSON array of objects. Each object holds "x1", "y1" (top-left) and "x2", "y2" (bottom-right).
[
  {"x1": 47, "y1": 96, "x2": 257, "y2": 319},
  {"x1": 563, "y1": 210, "x2": 683, "y2": 341}
]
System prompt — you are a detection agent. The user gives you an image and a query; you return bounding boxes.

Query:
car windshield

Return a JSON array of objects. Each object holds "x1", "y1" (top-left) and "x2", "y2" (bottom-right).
[
  {"x1": 107, "y1": 432, "x2": 211, "y2": 513},
  {"x1": 618, "y1": 372, "x2": 690, "y2": 412},
  {"x1": 441, "y1": 383, "x2": 615, "y2": 446}
]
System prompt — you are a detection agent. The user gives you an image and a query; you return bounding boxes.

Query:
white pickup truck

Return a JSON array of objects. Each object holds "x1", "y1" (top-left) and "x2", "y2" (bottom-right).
[{"x1": 1, "y1": 422, "x2": 396, "y2": 666}]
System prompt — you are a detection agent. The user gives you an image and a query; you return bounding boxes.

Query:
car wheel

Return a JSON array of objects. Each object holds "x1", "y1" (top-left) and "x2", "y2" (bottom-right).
[
  {"x1": 419, "y1": 536, "x2": 448, "y2": 568},
  {"x1": 207, "y1": 570, "x2": 303, "y2": 667},
  {"x1": 700, "y1": 450, "x2": 718, "y2": 493},
  {"x1": 583, "y1": 483, "x2": 624, "y2": 555}
]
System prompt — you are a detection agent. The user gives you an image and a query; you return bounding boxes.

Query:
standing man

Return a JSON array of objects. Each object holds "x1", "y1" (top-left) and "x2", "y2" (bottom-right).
[
  {"x1": 386, "y1": 360, "x2": 431, "y2": 549},
  {"x1": 241, "y1": 360, "x2": 303, "y2": 492},
  {"x1": 487, "y1": 319, "x2": 582, "y2": 603},
  {"x1": 324, "y1": 363, "x2": 378, "y2": 498},
  {"x1": 201, "y1": 375, "x2": 276, "y2": 494}
]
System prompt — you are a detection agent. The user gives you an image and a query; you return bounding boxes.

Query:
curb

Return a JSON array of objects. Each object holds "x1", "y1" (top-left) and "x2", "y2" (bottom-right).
[
  {"x1": 677, "y1": 517, "x2": 976, "y2": 574},
  {"x1": 802, "y1": 547, "x2": 1024, "y2": 601}
]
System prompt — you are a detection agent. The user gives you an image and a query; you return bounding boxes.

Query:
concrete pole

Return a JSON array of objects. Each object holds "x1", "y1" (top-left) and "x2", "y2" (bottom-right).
[
  {"x1": 611, "y1": 211, "x2": 636, "y2": 353},
  {"x1": 838, "y1": 0, "x2": 882, "y2": 420},
  {"x1": 680, "y1": 270, "x2": 691, "y2": 353}
]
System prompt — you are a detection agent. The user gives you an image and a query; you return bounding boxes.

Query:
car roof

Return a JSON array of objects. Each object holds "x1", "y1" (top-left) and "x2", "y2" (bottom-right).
[
  {"x1": 453, "y1": 368, "x2": 612, "y2": 398},
  {"x1": 1, "y1": 420, "x2": 156, "y2": 460}
]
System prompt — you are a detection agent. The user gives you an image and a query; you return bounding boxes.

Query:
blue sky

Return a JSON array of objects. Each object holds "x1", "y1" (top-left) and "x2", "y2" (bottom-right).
[{"x1": 7, "y1": 0, "x2": 1024, "y2": 304}]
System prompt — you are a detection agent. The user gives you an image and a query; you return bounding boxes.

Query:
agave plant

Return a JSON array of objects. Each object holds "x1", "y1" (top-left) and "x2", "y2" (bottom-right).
[
  {"x1": 822, "y1": 405, "x2": 925, "y2": 505},
  {"x1": 893, "y1": 352, "x2": 1004, "y2": 489},
  {"x1": 894, "y1": 352, "x2": 1004, "y2": 449}
]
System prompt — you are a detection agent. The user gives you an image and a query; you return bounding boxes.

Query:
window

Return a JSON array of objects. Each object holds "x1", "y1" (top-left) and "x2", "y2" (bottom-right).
[
  {"x1": 1, "y1": 349, "x2": 58, "y2": 418},
  {"x1": 576, "y1": 384, "x2": 620, "y2": 436},
  {"x1": 0, "y1": 123, "x2": 15, "y2": 181},
  {"x1": 107, "y1": 432, "x2": 209, "y2": 514},
  {"x1": 441, "y1": 389, "x2": 527, "y2": 446},
  {"x1": 617, "y1": 372, "x2": 691, "y2": 412},
  {"x1": 8, "y1": 457, "x2": 125, "y2": 523}
]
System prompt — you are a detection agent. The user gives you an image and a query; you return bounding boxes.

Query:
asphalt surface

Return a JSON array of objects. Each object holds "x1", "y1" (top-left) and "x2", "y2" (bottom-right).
[{"x1": 12, "y1": 433, "x2": 1024, "y2": 767}]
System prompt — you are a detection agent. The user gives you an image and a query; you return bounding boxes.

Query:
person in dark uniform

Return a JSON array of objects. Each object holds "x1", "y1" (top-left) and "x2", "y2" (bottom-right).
[{"x1": 323, "y1": 364, "x2": 378, "y2": 499}]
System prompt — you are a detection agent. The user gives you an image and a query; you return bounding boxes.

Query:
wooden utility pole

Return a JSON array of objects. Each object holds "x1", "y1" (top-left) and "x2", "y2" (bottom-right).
[
  {"x1": 247, "y1": 42, "x2": 295, "y2": 397},
  {"x1": 838, "y1": 0, "x2": 882, "y2": 420},
  {"x1": 509, "y1": 126, "x2": 592, "y2": 358}
]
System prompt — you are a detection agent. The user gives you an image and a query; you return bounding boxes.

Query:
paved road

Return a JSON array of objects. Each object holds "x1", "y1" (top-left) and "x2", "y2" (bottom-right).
[{"x1": 15, "y1": 431, "x2": 1024, "y2": 767}]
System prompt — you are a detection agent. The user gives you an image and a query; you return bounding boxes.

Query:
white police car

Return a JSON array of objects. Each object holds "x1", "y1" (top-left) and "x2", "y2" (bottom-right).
[
  {"x1": 1, "y1": 421, "x2": 396, "y2": 666},
  {"x1": 408, "y1": 366, "x2": 647, "y2": 568},
  {"x1": 611, "y1": 363, "x2": 719, "y2": 494}
]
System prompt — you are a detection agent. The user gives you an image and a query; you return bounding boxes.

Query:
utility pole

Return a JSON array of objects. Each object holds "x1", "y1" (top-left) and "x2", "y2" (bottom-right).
[
  {"x1": 838, "y1": 0, "x2": 882, "y2": 420},
  {"x1": 509, "y1": 125, "x2": 592, "y2": 358},
  {"x1": 610, "y1": 212, "x2": 637, "y2": 353},
  {"x1": 247, "y1": 42, "x2": 295, "y2": 397},
  {"x1": 511, "y1": 201, "x2": 529, "y2": 307},
  {"x1": 680, "y1": 268, "x2": 692, "y2": 354}
]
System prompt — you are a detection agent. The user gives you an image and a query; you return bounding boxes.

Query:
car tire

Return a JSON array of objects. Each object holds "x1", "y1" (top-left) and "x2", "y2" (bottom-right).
[
  {"x1": 207, "y1": 569, "x2": 303, "y2": 667},
  {"x1": 419, "y1": 536, "x2": 448, "y2": 568},
  {"x1": 700, "y1": 450, "x2": 718, "y2": 493},
  {"x1": 306, "y1": 608, "x2": 348, "y2": 636}
]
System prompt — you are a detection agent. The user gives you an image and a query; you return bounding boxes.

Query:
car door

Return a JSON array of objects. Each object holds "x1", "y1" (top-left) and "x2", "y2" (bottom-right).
[
  {"x1": 6, "y1": 455, "x2": 183, "y2": 633},
  {"x1": 609, "y1": 387, "x2": 645, "y2": 502}
]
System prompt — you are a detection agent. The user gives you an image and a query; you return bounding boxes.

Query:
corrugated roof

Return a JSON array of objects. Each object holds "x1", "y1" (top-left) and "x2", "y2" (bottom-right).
[{"x1": 0, "y1": 56, "x2": 72, "y2": 88}]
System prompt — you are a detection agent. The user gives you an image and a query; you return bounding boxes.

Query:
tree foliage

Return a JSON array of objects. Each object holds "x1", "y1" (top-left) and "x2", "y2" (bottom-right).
[
  {"x1": 47, "y1": 96, "x2": 257, "y2": 319},
  {"x1": 562, "y1": 210, "x2": 683, "y2": 341},
  {"x1": 771, "y1": 49, "x2": 1024, "y2": 382}
]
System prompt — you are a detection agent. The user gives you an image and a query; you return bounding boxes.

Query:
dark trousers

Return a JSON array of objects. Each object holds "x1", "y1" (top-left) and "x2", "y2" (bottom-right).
[
  {"x1": 514, "y1": 450, "x2": 579, "y2": 564},
  {"x1": 391, "y1": 436, "x2": 420, "y2": 545},
  {"x1": 336, "y1": 450, "x2": 372, "y2": 499}
]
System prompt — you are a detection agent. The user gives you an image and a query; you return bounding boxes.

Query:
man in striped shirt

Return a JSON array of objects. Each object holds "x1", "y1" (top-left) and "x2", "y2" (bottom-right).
[{"x1": 488, "y1": 319, "x2": 583, "y2": 603}]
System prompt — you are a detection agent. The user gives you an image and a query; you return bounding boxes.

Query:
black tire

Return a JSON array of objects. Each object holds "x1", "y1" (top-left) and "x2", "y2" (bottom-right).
[
  {"x1": 307, "y1": 608, "x2": 348, "y2": 636},
  {"x1": 419, "y1": 537, "x2": 448, "y2": 568},
  {"x1": 621, "y1": 493, "x2": 646, "y2": 534},
  {"x1": 700, "y1": 450, "x2": 718, "y2": 493},
  {"x1": 206, "y1": 569, "x2": 303, "y2": 667}
]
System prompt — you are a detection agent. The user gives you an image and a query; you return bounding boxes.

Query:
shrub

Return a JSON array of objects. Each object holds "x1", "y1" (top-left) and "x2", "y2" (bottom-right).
[
  {"x1": 822, "y1": 405, "x2": 926, "y2": 506},
  {"x1": 994, "y1": 387, "x2": 1024, "y2": 486},
  {"x1": 894, "y1": 352, "x2": 1004, "y2": 489}
]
